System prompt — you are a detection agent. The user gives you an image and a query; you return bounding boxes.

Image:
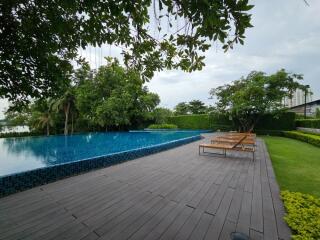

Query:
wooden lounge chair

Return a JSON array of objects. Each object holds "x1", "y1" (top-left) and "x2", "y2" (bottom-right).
[
  {"x1": 199, "y1": 135, "x2": 255, "y2": 160},
  {"x1": 211, "y1": 137, "x2": 255, "y2": 145},
  {"x1": 225, "y1": 132, "x2": 256, "y2": 137}
]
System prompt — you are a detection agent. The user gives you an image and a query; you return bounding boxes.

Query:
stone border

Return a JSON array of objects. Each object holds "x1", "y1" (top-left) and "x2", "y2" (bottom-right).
[{"x1": 0, "y1": 135, "x2": 202, "y2": 198}]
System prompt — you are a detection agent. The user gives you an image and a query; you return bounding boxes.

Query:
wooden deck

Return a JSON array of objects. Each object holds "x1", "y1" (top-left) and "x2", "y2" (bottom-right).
[{"x1": 0, "y1": 134, "x2": 291, "y2": 240}]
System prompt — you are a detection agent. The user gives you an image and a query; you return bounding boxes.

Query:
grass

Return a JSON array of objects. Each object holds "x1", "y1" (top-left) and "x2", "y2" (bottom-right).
[{"x1": 263, "y1": 136, "x2": 320, "y2": 198}]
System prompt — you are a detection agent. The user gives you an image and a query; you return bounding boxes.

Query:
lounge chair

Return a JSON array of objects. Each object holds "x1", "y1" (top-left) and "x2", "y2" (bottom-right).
[{"x1": 199, "y1": 135, "x2": 255, "y2": 160}]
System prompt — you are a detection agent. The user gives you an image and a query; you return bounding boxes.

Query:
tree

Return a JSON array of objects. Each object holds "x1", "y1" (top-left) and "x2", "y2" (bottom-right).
[
  {"x1": 188, "y1": 100, "x2": 207, "y2": 114},
  {"x1": 0, "y1": 1, "x2": 253, "y2": 105},
  {"x1": 52, "y1": 90, "x2": 77, "y2": 135},
  {"x1": 28, "y1": 99, "x2": 57, "y2": 135},
  {"x1": 4, "y1": 107, "x2": 30, "y2": 126},
  {"x1": 210, "y1": 69, "x2": 305, "y2": 132},
  {"x1": 151, "y1": 108, "x2": 173, "y2": 124},
  {"x1": 174, "y1": 102, "x2": 190, "y2": 115},
  {"x1": 316, "y1": 108, "x2": 320, "y2": 118},
  {"x1": 75, "y1": 58, "x2": 160, "y2": 131}
]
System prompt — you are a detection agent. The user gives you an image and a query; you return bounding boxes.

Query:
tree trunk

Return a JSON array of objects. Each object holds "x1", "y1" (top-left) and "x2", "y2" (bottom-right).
[
  {"x1": 64, "y1": 102, "x2": 70, "y2": 135},
  {"x1": 46, "y1": 122, "x2": 50, "y2": 136},
  {"x1": 71, "y1": 113, "x2": 74, "y2": 135}
]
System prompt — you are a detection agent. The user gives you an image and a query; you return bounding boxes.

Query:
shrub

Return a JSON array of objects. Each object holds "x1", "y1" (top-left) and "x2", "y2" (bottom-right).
[
  {"x1": 297, "y1": 129, "x2": 320, "y2": 137},
  {"x1": 281, "y1": 190, "x2": 320, "y2": 240},
  {"x1": 147, "y1": 124, "x2": 178, "y2": 129},
  {"x1": 254, "y1": 130, "x2": 284, "y2": 136},
  {"x1": 283, "y1": 131, "x2": 320, "y2": 148},
  {"x1": 296, "y1": 119, "x2": 320, "y2": 129}
]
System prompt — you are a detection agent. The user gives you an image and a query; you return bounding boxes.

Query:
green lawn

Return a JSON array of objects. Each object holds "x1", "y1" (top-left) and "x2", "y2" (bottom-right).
[{"x1": 263, "y1": 136, "x2": 320, "y2": 198}]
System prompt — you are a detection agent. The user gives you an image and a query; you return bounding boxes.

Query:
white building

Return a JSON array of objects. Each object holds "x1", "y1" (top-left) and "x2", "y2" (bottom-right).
[{"x1": 283, "y1": 89, "x2": 312, "y2": 108}]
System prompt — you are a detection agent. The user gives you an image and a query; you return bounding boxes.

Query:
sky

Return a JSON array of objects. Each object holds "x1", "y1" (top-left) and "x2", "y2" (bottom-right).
[{"x1": 1, "y1": 0, "x2": 319, "y2": 118}]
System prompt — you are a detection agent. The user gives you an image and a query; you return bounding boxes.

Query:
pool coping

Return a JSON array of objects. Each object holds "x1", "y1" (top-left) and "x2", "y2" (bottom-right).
[{"x1": 0, "y1": 134, "x2": 202, "y2": 198}]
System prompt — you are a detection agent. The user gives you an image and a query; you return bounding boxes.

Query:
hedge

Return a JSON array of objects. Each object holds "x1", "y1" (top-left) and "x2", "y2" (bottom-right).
[
  {"x1": 0, "y1": 131, "x2": 42, "y2": 138},
  {"x1": 283, "y1": 131, "x2": 320, "y2": 148},
  {"x1": 296, "y1": 119, "x2": 320, "y2": 129},
  {"x1": 254, "y1": 130, "x2": 284, "y2": 136},
  {"x1": 147, "y1": 124, "x2": 178, "y2": 129},
  {"x1": 254, "y1": 112, "x2": 296, "y2": 131},
  {"x1": 167, "y1": 114, "x2": 233, "y2": 130},
  {"x1": 167, "y1": 112, "x2": 295, "y2": 131},
  {"x1": 281, "y1": 190, "x2": 320, "y2": 240}
]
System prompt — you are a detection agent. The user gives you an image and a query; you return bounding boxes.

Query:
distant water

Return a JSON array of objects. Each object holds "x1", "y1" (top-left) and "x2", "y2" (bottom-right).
[{"x1": 1, "y1": 126, "x2": 29, "y2": 133}]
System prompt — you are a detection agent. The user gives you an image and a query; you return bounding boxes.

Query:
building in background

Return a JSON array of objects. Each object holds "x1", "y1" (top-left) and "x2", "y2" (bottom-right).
[
  {"x1": 283, "y1": 89, "x2": 313, "y2": 108},
  {"x1": 289, "y1": 99, "x2": 320, "y2": 116}
]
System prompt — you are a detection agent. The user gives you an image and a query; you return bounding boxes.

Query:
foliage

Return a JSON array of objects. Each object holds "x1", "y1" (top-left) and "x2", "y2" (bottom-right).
[
  {"x1": 254, "y1": 112, "x2": 296, "y2": 130},
  {"x1": 263, "y1": 136, "x2": 320, "y2": 197},
  {"x1": 210, "y1": 70, "x2": 305, "y2": 132},
  {"x1": 295, "y1": 114, "x2": 315, "y2": 120},
  {"x1": 281, "y1": 191, "x2": 320, "y2": 240},
  {"x1": 27, "y1": 99, "x2": 60, "y2": 136},
  {"x1": 0, "y1": 0, "x2": 253, "y2": 105},
  {"x1": 188, "y1": 100, "x2": 207, "y2": 114},
  {"x1": 283, "y1": 131, "x2": 320, "y2": 148},
  {"x1": 52, "y1": 89, "x2": 77, "y2": 135},
  {"x1": 147, "y1": 124, "x2": 178, "y2": 129},
  {"x1": 167, "y1": 112, "x2": 295, "y2": 132},
  {"x1": 168, "y1": 114, "x2": 233, "y2": 130},
  {"x1": 297, "y1": 129, "x2": 320, "y2": 136},
  {"x1": 316, "y1": 108, "x2": 320, "y2": 118},
  {"x1": 5, "y1": 59, "x2": 160, "y2": 134},
  {"x1": 174, "y1": 100, "x2": 209, "y2": 115},
  {"x1": 254, "y1": 130, "x2": 284, "y2": 136},
  {"x1": 4, "y1": 108, "x2": 30, "y2": 126},
  {"x1": 296, "y1": 119, "x2": 320, "y2": 129},
  {"x1": 151, "y1": 108, "x2": 173, "y2": 124},
  {"x1": 75, "y1": 59, "x2": 160, "y2": 131},
  {"x1": 0, "y1": 132, "x2": 43, "y2": 139},
  {"x1": 174, "y1": 102, "x2": 190, "y2": 115}
]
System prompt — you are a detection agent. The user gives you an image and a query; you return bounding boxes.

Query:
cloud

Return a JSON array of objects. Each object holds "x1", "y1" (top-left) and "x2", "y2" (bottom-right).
[{"x1": 146, "y1": 0, "x2": 320, "y2": 108}]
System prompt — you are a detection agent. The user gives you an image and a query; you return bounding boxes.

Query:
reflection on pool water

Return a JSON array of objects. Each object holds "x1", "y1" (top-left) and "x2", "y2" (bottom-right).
[{"x1": 0, "y1": 131, "x2": 203, "y2": 177}]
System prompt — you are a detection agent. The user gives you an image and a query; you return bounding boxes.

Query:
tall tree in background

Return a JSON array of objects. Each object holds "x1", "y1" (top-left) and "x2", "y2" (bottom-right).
[
  {"x1": 188, "y1": 100, "x2": 207, "y2": 114},
  {"x1": 210, "y1": 69, "x2": 305, "y2": 132},
  {"x1": 174, "y1": 102, "x2": 190, "y2": 115},
  {"x1": 0, "y1": 0, "x2": 253, "y2": 105},
  {"x1": 152, "y1": 108, "x2": 173, "y2": 124},
  {"x1": 52, "y1": 90, "x2": 77, "y2": 135},
  {"x1": 28, "y1": 99, "x2": 57, "y2": 135}
]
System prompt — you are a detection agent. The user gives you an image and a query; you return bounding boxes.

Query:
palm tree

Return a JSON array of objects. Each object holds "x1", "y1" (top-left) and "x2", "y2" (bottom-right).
[
  {"x1": 37, "y1": 112, "x2": 54, "y2": 136},
  {"x1": 52, "y1": 90, "x2": 76, "y2": 135}
]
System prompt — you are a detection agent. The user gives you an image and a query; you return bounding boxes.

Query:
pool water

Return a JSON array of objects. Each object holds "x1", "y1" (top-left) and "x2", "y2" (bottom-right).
[{"x1": 0, "y1": 131, "x2": 202, "y2": 177}]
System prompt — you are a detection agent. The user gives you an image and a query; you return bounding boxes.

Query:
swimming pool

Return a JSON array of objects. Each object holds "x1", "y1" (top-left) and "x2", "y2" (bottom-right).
[{"x1": 0, "y1": 131, "x2": 204, "y2": 196}]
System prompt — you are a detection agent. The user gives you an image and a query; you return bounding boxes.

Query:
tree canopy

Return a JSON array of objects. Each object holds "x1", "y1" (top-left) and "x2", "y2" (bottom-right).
[
  {"x1": 210, "y1": 69, "x2": 305, "y2": 132},
  {"x1": 0, "y1": 0, "x2": 253, "y2": 104},
  {"x1": 5, "y1": 58, "x2": 161, "y2": 134},
  {"x1": 174, "y1": 100, "x2": 210, "y2": 115}
]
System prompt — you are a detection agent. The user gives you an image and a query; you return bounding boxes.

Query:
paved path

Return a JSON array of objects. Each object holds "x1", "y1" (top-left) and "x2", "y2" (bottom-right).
[{"x1": 0, "y1": 134, "x2": 291, "y2": 240}]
